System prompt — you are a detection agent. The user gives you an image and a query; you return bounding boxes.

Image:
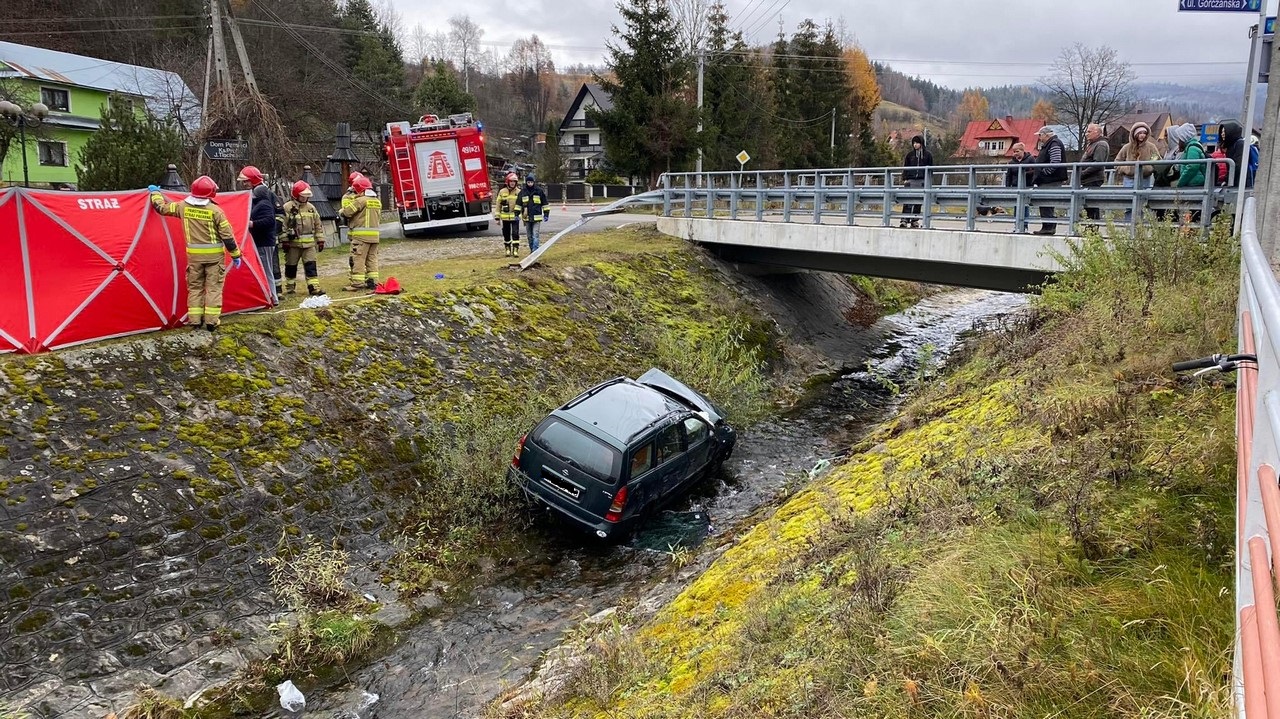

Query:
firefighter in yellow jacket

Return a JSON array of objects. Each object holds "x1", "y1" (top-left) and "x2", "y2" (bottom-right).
[
  {"x1": 339, "y1": 174, "x2": 382, "y2": 291},
  {"x1": 282, "y1": 181, "x2": 326, "y2": 296},
  {"x1": 494, "y1": 172, "x2": 521, "y2": 256},
  {"x1": 148, "y1": 176, "x2": 243, "y2": 331}
]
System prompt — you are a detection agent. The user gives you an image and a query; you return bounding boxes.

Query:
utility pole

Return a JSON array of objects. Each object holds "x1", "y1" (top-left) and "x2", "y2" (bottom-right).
[
  {"x1": 207, "y1": 0, "x2": 232, "y2": 93},
  {"x1": 223, "y1": 1, "x2": 260, "y2": 97},
  {"x1": 696, "y1": 49, "x2": 705, "y2": 185},
  {"x1": 1238, "y1": 1, "x2": 1269, "y2": 237},
  {"x1": 830, "y1": 107, "x2": 836, "y2": 162}
]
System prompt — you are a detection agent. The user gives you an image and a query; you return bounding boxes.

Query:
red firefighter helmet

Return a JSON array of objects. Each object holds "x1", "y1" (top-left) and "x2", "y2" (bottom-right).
[
  {"x1": 352, "y1": 175, "x2": 373, "y2": 193},
  {"x1": 291, "y1": 181, "x2": 312, "y2": 200},
  {"x1": 236, "y1": 165, "x2": 264, "y2": 186},
  {"x1": 348, "y1": 171, "x2": 364, "y2": 185},
  {"x1": 190, "y1": 175, "x2": 219, "y2": 199},
  {"x1": 505, "y1": 172, "x2": 518, "y2": 184}
]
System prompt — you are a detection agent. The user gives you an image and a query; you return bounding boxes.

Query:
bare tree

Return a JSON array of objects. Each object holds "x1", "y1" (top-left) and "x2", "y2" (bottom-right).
[
  {"x1": 508, "y1": 35, "x2": 557, "y2": 133},
  {"x1": 671, "y1": 0, "x2": 712, "y2": 56},
  {"x1": 448, "y1": 14, "x2": 483, "y2": 92},
  {"x1": 1040, "y1": 43, "x2": 1134, "y2": 152}
]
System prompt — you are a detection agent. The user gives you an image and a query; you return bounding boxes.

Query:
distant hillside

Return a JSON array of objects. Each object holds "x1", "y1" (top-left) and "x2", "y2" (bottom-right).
[{"x1": 875, "y1": 59, "x2": 1256, "y2": 131}]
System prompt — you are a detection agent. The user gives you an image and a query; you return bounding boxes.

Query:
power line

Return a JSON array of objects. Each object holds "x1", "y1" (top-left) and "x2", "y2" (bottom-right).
[
  {"x1": 742, "y1": 0, "x2": 790, "y2": 42},
  {"x1": 715, "y1": 47, "x2": 1246, "y2": 68},
  {"x1": 0, "y1": 14, "x2": 200, "y2": 25},
  {"x1": 707, "y1": 63, "x2": 832, "y2": 125},
  {"x1": 248, "y1": 0, "x2": 409, "y2": 116},
  {"x1": 0, "y1": 25, "x2": 202, "y2": 36}
]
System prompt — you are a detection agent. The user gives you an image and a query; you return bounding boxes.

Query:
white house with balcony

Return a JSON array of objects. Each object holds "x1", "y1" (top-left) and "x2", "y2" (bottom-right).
[{"x1": 558, "y1": 83, "x2": 612, "y2": 183}]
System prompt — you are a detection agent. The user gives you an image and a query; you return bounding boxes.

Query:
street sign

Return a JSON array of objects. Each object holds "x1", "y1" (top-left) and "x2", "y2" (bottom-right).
[
  {"x1": 1267, "y1": 14, "x2": 1276, "y2": 34},
  {"x1": 202, "y1": 139, "x2": 250, "y2": 162},
  {"x1": 736, "y1": 150, "x2": 750, "y2": 170},
  {"x1": 1178, "y1": 0, "x2": 1261, "y2": 10},
  {"x1": 1200, "y1": 123, "x2": 1221, "y2": 147}
]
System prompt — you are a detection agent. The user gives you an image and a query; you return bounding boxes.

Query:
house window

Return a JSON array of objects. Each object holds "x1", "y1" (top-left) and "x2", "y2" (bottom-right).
[
  {"x1": 574, "y1": 133, "x2": 589, "y2": 148},
  {"x1": 38, "y1": 140, "x2": 68, "y2": 167},
  {"x1": 40, "y1": 87, "x2": 69, "y2": 112}
]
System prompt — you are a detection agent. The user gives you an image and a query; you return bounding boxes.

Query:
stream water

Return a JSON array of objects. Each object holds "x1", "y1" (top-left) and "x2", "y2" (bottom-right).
[{"x1": 310, "y1": 288, "x2": 1029, "y2": 718}]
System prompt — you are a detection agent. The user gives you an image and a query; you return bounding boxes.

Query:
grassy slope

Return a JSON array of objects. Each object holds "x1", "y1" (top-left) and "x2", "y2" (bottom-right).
[{"x1": 498, "y1": 221, "x2": 1239, "y2": 719}]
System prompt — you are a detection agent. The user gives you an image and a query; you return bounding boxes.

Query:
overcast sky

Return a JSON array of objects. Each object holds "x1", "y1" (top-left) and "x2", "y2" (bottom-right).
[{"x1": 391, "y1": 0, "x2": 1261, "y2": 89}]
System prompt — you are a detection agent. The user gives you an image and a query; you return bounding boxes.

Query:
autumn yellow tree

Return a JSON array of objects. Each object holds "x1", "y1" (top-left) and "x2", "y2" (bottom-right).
[
  {"x1": 955, "y1": 90, "x2": 990, "y2": 126},
  {"x1": 1031, "y1": 98, "x2": 1057, "y2": 123},
  {"x1": 844, "y1": 46, "x2": 886, "y2": 165}
]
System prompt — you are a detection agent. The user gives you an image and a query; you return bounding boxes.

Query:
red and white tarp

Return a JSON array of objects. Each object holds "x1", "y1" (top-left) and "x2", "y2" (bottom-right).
[{"x1": 0, "y1": 188, "x2": 272, "y2": 354}]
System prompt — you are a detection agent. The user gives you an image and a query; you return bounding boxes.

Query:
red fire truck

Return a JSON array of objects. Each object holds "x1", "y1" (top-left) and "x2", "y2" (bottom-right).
[{"x1": 383, "y1": 113, "x2": 491, "y2": 235}]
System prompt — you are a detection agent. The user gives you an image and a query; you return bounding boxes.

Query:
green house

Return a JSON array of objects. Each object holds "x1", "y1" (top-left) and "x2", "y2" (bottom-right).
[{"x1": 0, "y1": 40, "x2": 198, "y2": 188}]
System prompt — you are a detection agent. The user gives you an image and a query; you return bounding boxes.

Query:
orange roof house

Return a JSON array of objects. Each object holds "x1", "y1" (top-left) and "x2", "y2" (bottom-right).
[{"x1": 956, "y1": 116, "x2": 1044, "y2": 160}]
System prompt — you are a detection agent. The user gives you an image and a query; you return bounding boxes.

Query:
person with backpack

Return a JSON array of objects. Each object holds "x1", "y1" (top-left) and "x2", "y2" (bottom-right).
[{"x1": 1166, "y1": 122, "x2": 1207, "y2": 224}]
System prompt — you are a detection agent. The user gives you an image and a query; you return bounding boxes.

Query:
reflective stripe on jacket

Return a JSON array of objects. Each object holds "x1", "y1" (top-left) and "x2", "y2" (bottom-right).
[
  {"x1": 516, "y1": 187, "x2": 547, "y2": 222},
  {"x1": 340, "y1": 193, "x2": 382, "y2": 241},
  {"x1": 494, "y1": 187, "x2": 520, "y2": 220},
  {"x1": 283, "y1": 200, "x2": 323, "y2": 245},
  {"x1": 151, "y1": 194, "x2": 240, "y2": 260}
]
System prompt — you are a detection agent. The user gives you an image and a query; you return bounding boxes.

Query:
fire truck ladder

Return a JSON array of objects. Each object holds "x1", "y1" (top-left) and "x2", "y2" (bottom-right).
[{"x1": 391, "y1": 138, "x2": 419, "y2": 211}]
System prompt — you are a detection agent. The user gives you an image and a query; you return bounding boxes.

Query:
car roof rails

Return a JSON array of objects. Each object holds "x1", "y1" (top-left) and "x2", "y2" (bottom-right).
[{"x1": 562, "y1": 376, "x2": 627, "y2": 410}]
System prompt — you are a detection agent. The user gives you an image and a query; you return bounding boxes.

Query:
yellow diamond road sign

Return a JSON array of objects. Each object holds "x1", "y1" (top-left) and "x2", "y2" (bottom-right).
[{"x1": 736, "y1": 150, "x2": 751, "y2": 165}]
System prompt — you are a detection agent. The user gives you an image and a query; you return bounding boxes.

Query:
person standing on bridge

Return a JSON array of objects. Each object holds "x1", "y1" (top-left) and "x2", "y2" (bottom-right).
[
  {"x1": 900, "y1": 135, "x2": 932, "y2": 228},
  {"x1": 1004, "y1": 142, "x2": 1036, "y2": 227},
  {"x1": 1031, "y1": 127, "x2": 1067, "y2": 235},
  {"x1": 495, "y1": 172, "x2": 522, "y2": 257},
  {"x1": 517, "y1": 173, "x2": 549, "y2": 253},
  {"x1": 1079, "y1": 124, "x2": 1110, "y2": 227}
]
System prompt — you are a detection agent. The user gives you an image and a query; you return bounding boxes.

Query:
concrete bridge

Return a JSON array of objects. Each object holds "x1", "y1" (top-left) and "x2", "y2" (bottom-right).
[{"x1": 650, "y1": 160, "x2": 1238, "y2": 292}]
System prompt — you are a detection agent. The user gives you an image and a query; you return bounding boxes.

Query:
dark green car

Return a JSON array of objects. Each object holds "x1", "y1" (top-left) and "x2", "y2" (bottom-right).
[{"x1": 508, "y1": 369, "x2": 736, "y2": 539}]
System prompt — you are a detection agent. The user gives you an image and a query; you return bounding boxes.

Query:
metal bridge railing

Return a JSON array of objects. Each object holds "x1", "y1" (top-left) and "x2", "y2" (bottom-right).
[
  {"x1": 660, "y1": 159, "x2": 1238, "y2": 236},
  {"x1": 1235, "y1": 196, "x2": 1280, "y2": 718}
]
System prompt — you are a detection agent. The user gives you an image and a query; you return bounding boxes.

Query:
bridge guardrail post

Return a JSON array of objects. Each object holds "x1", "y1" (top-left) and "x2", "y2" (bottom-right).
[
  {"x1": 782, "y1": 171, "x2": 792, "y2": 223},
  {"x1": 662, "y1": 174, "x2": 671, "y2": 217},
  {"x1": 729, "y1": 172, "x2": 739, "y2": 220},
  {"x1": 1068, "y1": 163, "x2": 1081, "y2": 237},
  {"x1": 882, "y1": 168, "x2": 893, "y2": 227},
  {"x1": 814, "y1": 173, "x2": 823, "y2": 225},
  {"x1": 1130, "y1": 159, "x2": 1143, "y2": 238},
  {"x1": 922, "y1": 168, "x2": 933, "y2": 229},
  {"x1": 965, "y1": 166, "x2": 977, "y2": 232},
  {"x1": 1015, "y1": 165, "x2": 1027, "y2": 234},
  {"x1": 706, "y1": 177, "x2": 714, "y2": 219},
  {"x1": 845, "y1": 169, "x2": 855, "y2": 225}
]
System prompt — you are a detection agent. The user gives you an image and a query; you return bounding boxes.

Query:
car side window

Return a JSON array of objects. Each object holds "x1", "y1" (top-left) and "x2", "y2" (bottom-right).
[
  {"x1": 630, "y1": 442, "x2": 654, "y2": 477},
  {"x1": 655, "y1": 423, "x2": 685, "y2": 465},
  {"x1": 683, "y1": 416, "x2": 709, "y2": 446}
]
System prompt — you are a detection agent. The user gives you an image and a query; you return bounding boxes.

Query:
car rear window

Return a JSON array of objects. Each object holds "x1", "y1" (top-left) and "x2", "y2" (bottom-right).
[{"x1": 532, "y1": 418, "x2": 622, "y2": 481}]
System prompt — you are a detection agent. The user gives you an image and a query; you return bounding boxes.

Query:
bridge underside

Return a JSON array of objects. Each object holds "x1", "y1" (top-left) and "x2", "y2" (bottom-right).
[
  {"x1": 658, "y1": 217, "x2": 1069, "y2": 293},
  {"x1": 706, "y1": 245, "x2": 1053, "y2": 293}
]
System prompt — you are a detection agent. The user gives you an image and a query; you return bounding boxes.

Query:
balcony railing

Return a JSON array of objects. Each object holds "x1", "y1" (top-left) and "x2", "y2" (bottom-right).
[
  {"x1": 564, "y1": 143, "x2": 604, "y2": 155},
  {"x1": 562, "y1": 119, "x2": 597, "y2": 129}
]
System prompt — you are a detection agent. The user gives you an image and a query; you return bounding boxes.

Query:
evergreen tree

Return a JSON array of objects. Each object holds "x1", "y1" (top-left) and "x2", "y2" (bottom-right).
[
  {"x1": 77, "y1": 95, "x2": 182, "y2": 191},
  {"x1": 340, "y1": 0, "x2": 407, "y2": 138},
  {"x1": 591, "y1": 0, "x2": 698, "y2": 187},
  {"x1": 537, "y1": 119, "x2": 567, "y2": 184},
  {"x1": 769, "y1": 20, "x2": 850, "y2": 168},
  {"x1": 702, "y1": 2, "x2": 771, "y2": 171},
  {"x1": 413, "y1": 60, "x2": 477, "y2": 115}
]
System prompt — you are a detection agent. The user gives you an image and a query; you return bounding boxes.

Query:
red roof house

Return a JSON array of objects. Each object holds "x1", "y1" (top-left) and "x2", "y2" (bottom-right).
[{"x1": 956, "y1": 116, "x2": 1044, "y2": 160}]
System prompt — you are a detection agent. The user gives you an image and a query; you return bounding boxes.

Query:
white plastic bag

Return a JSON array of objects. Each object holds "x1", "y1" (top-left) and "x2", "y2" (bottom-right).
[{"x1": 277, "y1": 679, "x2": 306, "y2": 713}]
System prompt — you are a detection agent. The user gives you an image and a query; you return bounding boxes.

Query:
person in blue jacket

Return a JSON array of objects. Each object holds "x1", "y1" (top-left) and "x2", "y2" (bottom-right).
[{"x1": 516, "y1": 173, "x2": 550, "y2": 253}]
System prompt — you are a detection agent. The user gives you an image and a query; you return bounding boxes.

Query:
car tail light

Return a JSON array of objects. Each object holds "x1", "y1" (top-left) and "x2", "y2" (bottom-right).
[
  {"x1": 512, "y1": 434, "x2": 526, "y2": 467},
  {"x1": 605, "y1": 486, "x2": 629, "y2": 523}
]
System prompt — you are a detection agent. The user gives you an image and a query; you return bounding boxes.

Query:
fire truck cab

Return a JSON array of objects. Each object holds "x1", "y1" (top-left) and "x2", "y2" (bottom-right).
[{"x1": 383, "y1": 113, "x2": 491, "y2": 235}]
